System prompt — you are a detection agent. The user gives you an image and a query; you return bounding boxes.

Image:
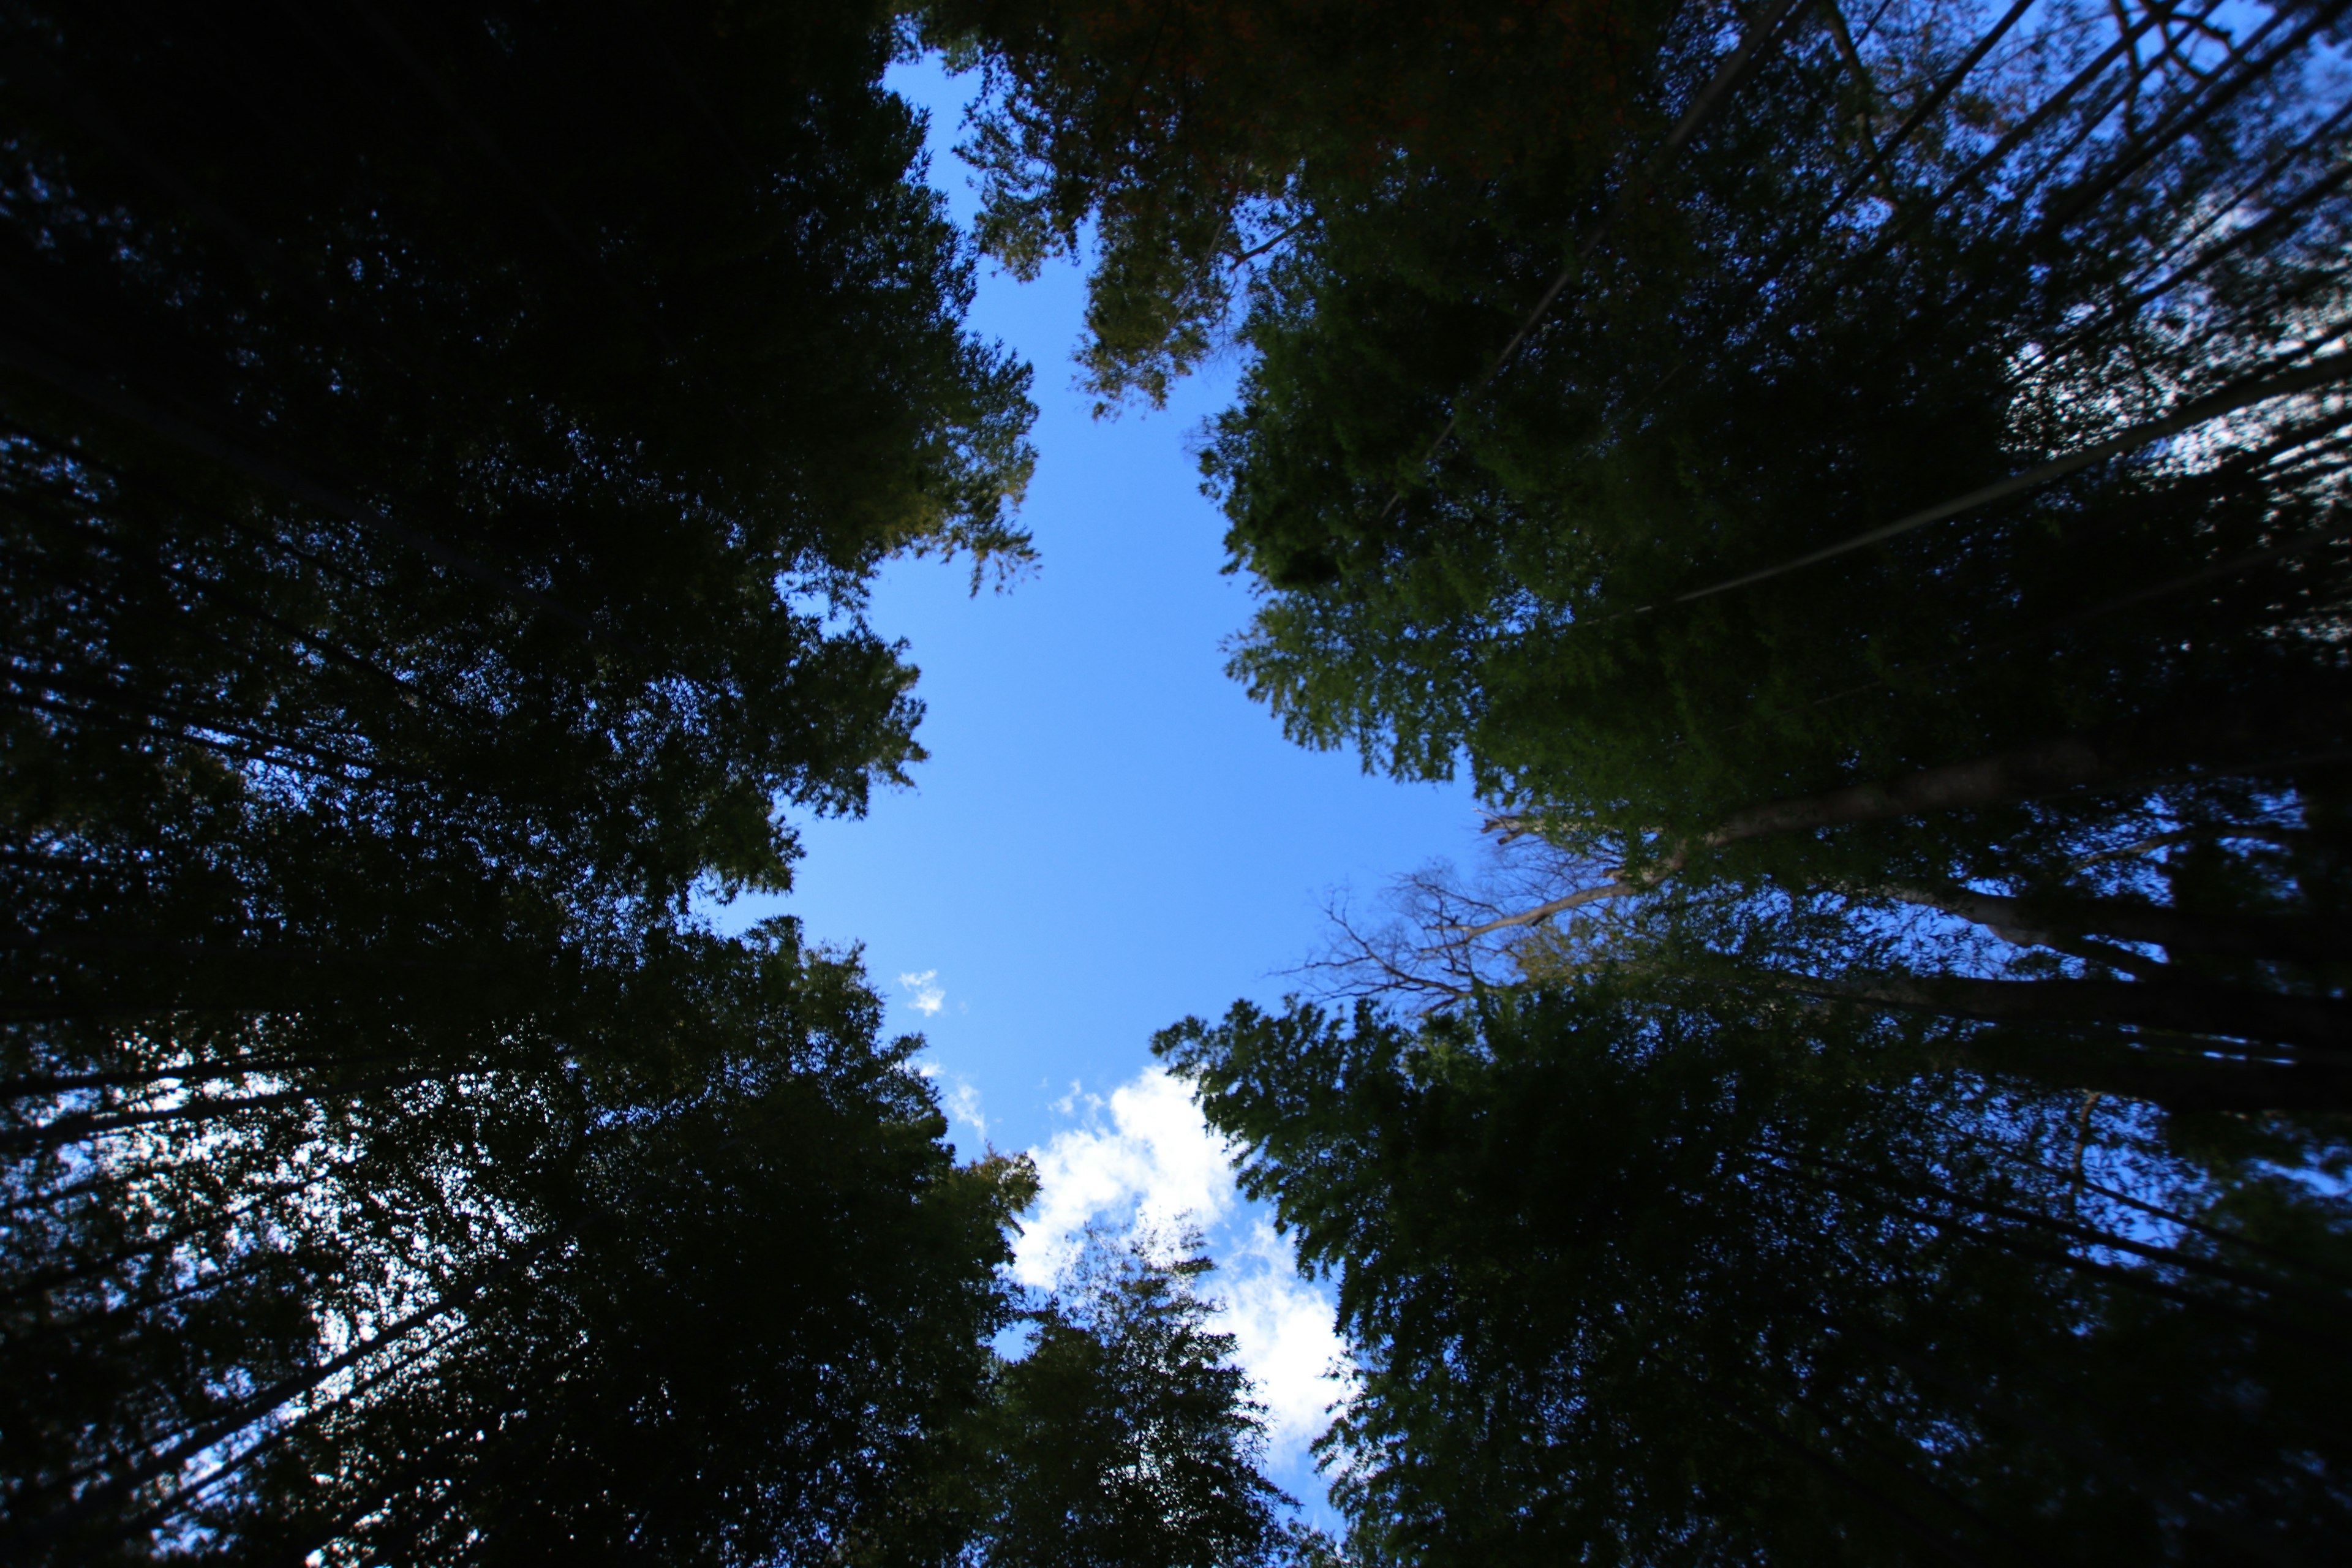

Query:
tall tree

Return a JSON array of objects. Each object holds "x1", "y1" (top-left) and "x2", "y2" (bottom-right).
[
  {"x1": 0, "y1": 4, "x2": 1046, "y2": 1558},
  {"x1": 1300, "y1": 804, "x2": 2352, "y2": 1110},
  {"x1": 1159, "y1": 987, "x2": 2352, "y2": 1566},
  {"x1": 935, "y1": 2, "x2": 2352, "y2": 1557},
  {"x1": 932, "y1": 0, "x2": 2349, "y2": 845},
  {"x1": 854, "y1": 1226, "x2": 1322, "y2": 1568},
  {"x1": 2, "y1": 932, "x2": 1035, "y2": 1567},
  {"x1": 1203, "y1": 0, "x2": 2348, "y2": 837},
  {"x1": 915, "y1": 0, "x2": 1673, "y2": 409},
  {"x1": 937, "y1": 0, "x2": 2351, "y2": 1078},
  {"x1": 2, "y1": 0, "x2": 1036, "y2": 944},
  {"x1": 984, "y1": 1230, "x2": 1302, "y2": 1568}
]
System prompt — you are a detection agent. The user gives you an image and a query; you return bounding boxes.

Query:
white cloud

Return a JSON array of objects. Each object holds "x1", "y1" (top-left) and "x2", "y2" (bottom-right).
[
  {"x1": 944, "y1": 1077, "x2": 988, "y2": 1145},
  {"x1": 1224, "y1": 1220, "x2": 1354, "y2": 1449},
  {"x1": 898, "y1": 969, "x2": 946, "y2": 1017},
  {"x1": 1016, "y1": 1068, "x2": 1235, "y2": 1287},
  {"x1": 918, "y1": 1060, "x2": 989, "y2": 1154},
  {"x1": 1017, "y1": 1067, "x2": 1352, "y2": 1469}
]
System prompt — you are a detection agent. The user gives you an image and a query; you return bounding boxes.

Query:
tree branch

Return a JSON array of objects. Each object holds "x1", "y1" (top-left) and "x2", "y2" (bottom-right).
[{"x1": 1438, "y1": 880, "x2": 1640, "y2": 939}]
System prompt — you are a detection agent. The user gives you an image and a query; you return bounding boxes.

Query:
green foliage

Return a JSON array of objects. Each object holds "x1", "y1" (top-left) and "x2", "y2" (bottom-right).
[
  {"x1": 15, "y1": 1, "x2": 2352, "y2": 1561},
  {"x1": 935, "y1": 0, "x2": 2351, "y2": 867},
  {"x1": 2, "y1": 0, "x2": 1036, "y2": 922},
  {"x1": 853, "y1": 1227, "x2": 1321, "y2": 1568},
  {"x1": 913, "y1": 0, "x2": 1674, "y2": 409},
  {"x1": 0, "y1": 3, "x2": 1046, "y2": 1559},
  {"x1": 2, "y1": 935, "x2": 1035, "y2": 1566},
  {"x1": 1159, "y1": 989, "x2": 2352, "y2": 1565},
  {"x1": 911, "y1": 2, "x2": 2352, "y2": 1560},
  {"x1": 986, "y1": 1231, "x2": 1301, "y2": 1568},
  {"x1": 1205, "y1": 0, "x2": 2350, "y2": 850}
]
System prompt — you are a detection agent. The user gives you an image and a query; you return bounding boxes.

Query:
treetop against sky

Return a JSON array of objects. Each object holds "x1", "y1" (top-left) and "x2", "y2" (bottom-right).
[{"x1": 3, "y1": 1, "x2": 2348, "y2": 1562}]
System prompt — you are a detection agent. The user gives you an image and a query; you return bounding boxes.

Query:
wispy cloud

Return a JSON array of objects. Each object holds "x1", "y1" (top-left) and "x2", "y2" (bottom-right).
[
  {"x1": 944, "y1": 1077, "x2": 988, "y2": 1145},
  {"x1": 1016, "y1": 1068, "x2": 1235, "y2": 1287},
  {"x1": 897, "y1": 969, "x2": 946, "y2": 1017},
  {"x1": 1225, "y1": 1219, "x2": 1355, "y2": 1449},
  {"x1": 1018, "y1": 1067, "x2": 1351, "y2": 1471},
  {"x1": 917, "y1": 1060, "x2": 989, "y2": 1153}
]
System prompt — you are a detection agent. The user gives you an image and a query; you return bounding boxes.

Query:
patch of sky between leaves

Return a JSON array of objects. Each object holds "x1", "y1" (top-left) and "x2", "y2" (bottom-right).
[
  {"x1": 671, "y1": 52, "x2": 1364, "y2": 1516},
  {"x1": 870, "y1": 50, "x2": 1357, "y2": 1510}
]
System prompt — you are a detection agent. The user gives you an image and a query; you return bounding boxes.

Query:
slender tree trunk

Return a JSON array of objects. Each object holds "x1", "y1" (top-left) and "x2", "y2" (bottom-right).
[
  {"x1": 1784, "y1": 1147, "x2": 2350, "y2": 1311},
  {"x1": 0, "y1": 1066, "x2": 454, "y2": 1155},
  {"x1": 1765, "y1": 1159, "x2": 2352, "y2": 1355},
  {"x1": 1705, "y1": 688, "x2": 2352, "y2": 850},
  {"x1": 1, "y1": 1046, "x2": 456, "y2": 1101},
  {"x1": 1798, "y1": 971, "x2": 2351, "y2": 1054},
  {"x1": 3, "y1": 1252, "x2": 292, "y2": 1355},
  {"x1": 5, "y1": 1221, "x2": 571, "y2": 1556},
  {"x1": 1945, "y1": 1032, "x2": 2352, "y2": 1113},
  {"x1": 0, "y1": 930, "x2": 437, "y2": 967},
  {"x1": 1895, "y1": 886, "x2": 2352, "y2": 968},
  {"x1": 0, "y1": 1167, "x2": 341, "y2": 1306}
]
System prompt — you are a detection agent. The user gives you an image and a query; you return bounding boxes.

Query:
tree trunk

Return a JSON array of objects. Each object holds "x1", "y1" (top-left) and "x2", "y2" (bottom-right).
[
  {"x1": 0, "y1": 1066, "x2": 453, "y2": 1156},
  {"x1": 1, "y1": 1047, "x2": 453, "y2": 1101},
  {"x1": 1947, "y1": 1030, "x2": 2352, "y2": 1113},
  {"x1": 1805, "y1": 971, "x2": 2351, "y2": 1054},
  {"x1": 0, "y1": 1167, "x2": 341, "y2": 1306},
  {"x1": 1896, "y1": 885, "x2": 2352, "y2": 968},
  {"x1": 1706, "y1": 688, "x2": 2352, "y2": 850}
]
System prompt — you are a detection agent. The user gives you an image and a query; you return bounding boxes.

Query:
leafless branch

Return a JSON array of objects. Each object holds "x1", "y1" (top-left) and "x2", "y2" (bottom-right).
[
  {"x1": 1439, "y1": 881, "x2": 1640, "y2": 939},
  {"x1": 1292, "y1": 824, "x2": 1659, "y2": 1011}
]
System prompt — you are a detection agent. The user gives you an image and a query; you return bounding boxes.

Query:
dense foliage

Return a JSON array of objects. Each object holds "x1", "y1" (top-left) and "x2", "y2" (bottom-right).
[
  {"x1": 14, "y1": 0, "x2": 2352, "y2": 1560},
  {"x1": 937, "y1": 0, "x2": 2352, "y2": 1559},
  {"x1": 0, "y1": 2, "x2": 1060, "y2": 1561},
  {"x1": 4, "y1": 0, "x2": 1034, "y2": 928},
  {"x1": 6, "y1": 934, "x2": 1033, "y2": 1565},
  {"x1": 916, "y1": 0, "x2": 1673, "y2": 408},
  {"x1": 937, "y1": 0, "x2": 2351, "y2": 870},
  {"x1": 859, "y1": 1229, "x2": 1319, "y2": 1568},
  {"x1": 1160, "y1": 989, "x2": 2352, "y2": 1566}
]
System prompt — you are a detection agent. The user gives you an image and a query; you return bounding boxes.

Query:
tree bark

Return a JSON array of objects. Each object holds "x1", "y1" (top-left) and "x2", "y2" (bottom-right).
[
  {"x1": 1897, "y1": 886, "x2": 2352, "y2": 968},
  {"x1": 1952, "y1": 1034, "x2": 2352, "y2": 1113},
  {"x1": 1803, "y1": 971, "x2": 2351, "y2": 1054},
  {"x1": 1705, "y1": 688, "x2": 2352, "y2": 850}
]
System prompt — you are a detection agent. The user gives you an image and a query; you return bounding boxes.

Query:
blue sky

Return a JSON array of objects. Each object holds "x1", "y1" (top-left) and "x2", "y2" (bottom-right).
[{"x1": 711, "y1": 54, "x2": 1482, "y2": 1501}]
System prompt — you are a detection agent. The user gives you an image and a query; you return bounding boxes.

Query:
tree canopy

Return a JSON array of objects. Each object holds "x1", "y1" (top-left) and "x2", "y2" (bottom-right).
[
  {"x1": 2, "y1": 934, "x2": 1035, "y2": 1566},
  {"x1": 1160, "y1": 985, "x2": 2352, "y2": 1565},
  {"x1": 13, "y1": 0, "x2": 2352, "y2": 1560},
  {"x1": 859, "y1": 1226, "x2": 1319, "y2": 1568},
  {"x1": 935, "y1": 0, "x2": 2352, "y2": 1093},
  {"x1": 916, "y1": 0, "x2": 1674, "y2": 408},
  {"x1": 4, "y1": 0, "x2": 1035, "y2": 930},
  {"x1": 933, "y1": 0, "x2": 2349, "y2": 851},
  {"x1": 0, "y1": 3, "x2": 1061, "y2": 1561},
  {"x1": 933, "y1": 0, "x2": 2352, "y2": 1558}
]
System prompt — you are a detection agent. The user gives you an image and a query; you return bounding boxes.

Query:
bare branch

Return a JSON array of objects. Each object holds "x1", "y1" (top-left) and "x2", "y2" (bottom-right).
[
  {"x1": 1439, "y1": 881, "x2": 1640, "y2": 940},
  {"x1": 1293, "y1": 827, "x2": 1659, "y2": 1010}
]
